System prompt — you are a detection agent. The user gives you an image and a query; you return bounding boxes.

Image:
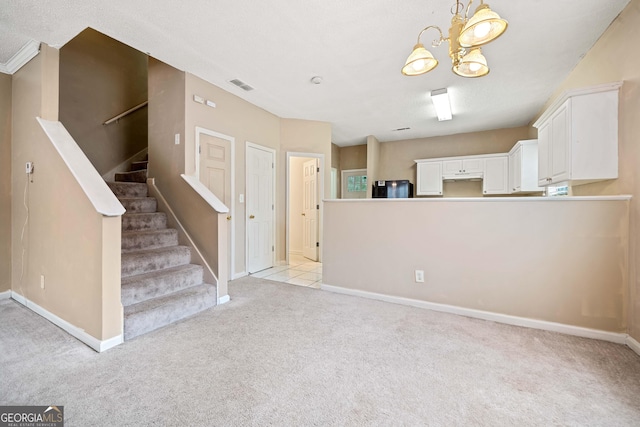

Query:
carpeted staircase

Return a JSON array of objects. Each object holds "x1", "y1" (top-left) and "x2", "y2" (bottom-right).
[{"x1": 107, "y1": 160, "x2": 216, "y2": 340}]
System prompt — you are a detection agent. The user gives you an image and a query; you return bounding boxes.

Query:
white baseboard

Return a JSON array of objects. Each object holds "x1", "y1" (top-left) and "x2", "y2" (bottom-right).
[
  {"x1": 627, "y1": 335, "x2": 640, "y2": 356},
  {"x1": 321, "y1": 284, "x2": 628, "y2": 345},
  {"x1": 218, "y1": 295, "x2": 230, "y2": 304},
  {"x1": 232, "y1": 271, "x2": 248, "y2": 280},
  {"x1": 10, "y1": 292, "x2": 123, "y2": 352},
  {"x1": 0, "y1": 290, "x2": 11, "y2": 300},
  {"x1": 289, "y1": 250, "x2": 302, "y2": 255}
]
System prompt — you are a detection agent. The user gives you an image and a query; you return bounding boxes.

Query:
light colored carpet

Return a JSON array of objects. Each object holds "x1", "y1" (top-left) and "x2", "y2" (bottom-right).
[{"x1": 1, "y1": 276, "x2": 640, "y2": 426}]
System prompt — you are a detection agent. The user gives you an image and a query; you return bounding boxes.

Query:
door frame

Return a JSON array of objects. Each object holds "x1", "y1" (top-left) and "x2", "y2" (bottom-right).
[
  {"x1": 245, "y1": 141, "x2": 276, "y2": 274},
  {"x1": 286, "y1": 152, "x2": 325, "y2": 265},
  {"x1": 194, "y1": 127, "x2": 236, "y2": 279}
]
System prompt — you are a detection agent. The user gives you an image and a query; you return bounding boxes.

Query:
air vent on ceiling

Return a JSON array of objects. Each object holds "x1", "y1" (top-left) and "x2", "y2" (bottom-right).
[
  {"x1": 392, "y1": 127, "x2": 411, "y2": 131},
  {"x1": 228, "y1": 78, "x2": 255, "y2": 91}
]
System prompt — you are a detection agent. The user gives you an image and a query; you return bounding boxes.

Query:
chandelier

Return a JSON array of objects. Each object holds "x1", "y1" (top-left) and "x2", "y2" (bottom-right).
[{"x1": 402, "y1": 0, "x2": 508, "y2": 78}]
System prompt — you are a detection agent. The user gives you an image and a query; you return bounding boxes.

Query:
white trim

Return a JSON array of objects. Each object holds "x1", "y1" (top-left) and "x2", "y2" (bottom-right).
[
  {"x1": 323, "y1": 195, "x2": 632, "y2": 203},
  {"x1": 194, "y1": 127, "x2": 235, "y2": 282},
  {"x1": 218, "y1": 295, "x2": 231, "y2": 305},
  {"x1": 233, "y1": 271, "x2": 248, "y2": 280},
  {"x1": 0, "y1": 40, "x2": 40, "y2": 74},
  {"x1": 533, "y1": 81, "x2": 623, "y2": 128},
  {"x1": 36, "y1": 118, "x2": 125, "y2": 217},
  {"x1": 180, "y1": 174, "x2": 229, "y2": 213},
  {"x1": 0, "y1": 290, "x2": 11, "y2": 300},
  {"x1": 320, "y1": 284, "x2": 628, "y2": 344},
  {"x1": 627, "y1": 336, "x2": 640, "y2": 357},
  {"x1": 245, "y1": 142, "x2": 277, "y2": 274},
  {"x1": 286, "y1": 152, "x2": 325, "y2": 265},
  {"x1": 10, "y1": 292, "x2": 123, "y2": 352}
]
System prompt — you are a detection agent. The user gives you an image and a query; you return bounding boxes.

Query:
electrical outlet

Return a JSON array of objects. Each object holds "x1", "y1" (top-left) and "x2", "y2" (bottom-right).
[
  {"x1": 40, "y1": 274, "x2": 45, "y2": 289},
  {"x1": 174, "y1": 134, "x2": 180, "y2": 145},
  {"x1": 414, "y1": 270, "x2": 425, "y2": 283},
  {"x1": 26, "y1": 162, "x2": 34, "y2": 174}
]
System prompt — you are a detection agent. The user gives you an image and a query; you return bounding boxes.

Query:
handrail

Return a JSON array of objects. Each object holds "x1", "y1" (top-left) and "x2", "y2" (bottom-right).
[
  {"x1": 103, "y1": 101, "x2": 148, "y2": 125},
  {"x1": 37, "y1": 118, "x2": 125, "y2": 216}
]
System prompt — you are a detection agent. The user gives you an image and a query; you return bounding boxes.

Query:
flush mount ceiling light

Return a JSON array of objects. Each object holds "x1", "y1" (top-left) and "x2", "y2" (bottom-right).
[
  {"x1": 430, "y1": 88, "x2": 453, "y2": 121},
  {"x1": 402, "y1": 0, "x2": 507, "y2": 78}
]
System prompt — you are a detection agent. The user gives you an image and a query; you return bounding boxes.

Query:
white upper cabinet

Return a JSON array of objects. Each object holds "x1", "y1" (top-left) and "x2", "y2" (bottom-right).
[
  {"x1": 416, "y1": 161, "x2": 443, "y2": 196},
  {"x1": 533, "y1": 82, "x2": 621, "y2": 187},
  {"x1": 483, "y1": 155, "x2": 509, "y2": 195},
  {"x1": 509, "y1": 139, "x2": 543, "y2": 193},
  {"x1": 442, "y1": 158, "x2": 484, "y2": 176}
]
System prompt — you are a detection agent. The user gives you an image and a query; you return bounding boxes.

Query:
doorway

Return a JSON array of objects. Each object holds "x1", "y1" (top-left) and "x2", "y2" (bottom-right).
[
  {"x1": 286, "y1": 152, "x2": 324, "y2": 265},
  {"x1": 195, "y1": 127, "x2": 235, "y2": 278}
]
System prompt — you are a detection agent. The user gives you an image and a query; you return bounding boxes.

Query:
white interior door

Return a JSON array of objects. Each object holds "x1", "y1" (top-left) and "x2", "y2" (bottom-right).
[
  {"x1": 198, "y1": 132, "x2": 232, "y2": 274},
  {"x1": 302, "y1": 158, "x2": 319, "y2": 261},
  {"x1": 341, "y1": 169, "x2": 367, "y2": 199},
  {"x1": 246, "y1": 144, "x2": 275, "y2": 273}
]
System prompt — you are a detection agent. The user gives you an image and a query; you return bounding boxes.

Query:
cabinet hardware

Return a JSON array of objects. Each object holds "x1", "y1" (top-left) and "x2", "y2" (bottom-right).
[{"x1": 249, "y1": 215, "x2": 255, "y2": 219}]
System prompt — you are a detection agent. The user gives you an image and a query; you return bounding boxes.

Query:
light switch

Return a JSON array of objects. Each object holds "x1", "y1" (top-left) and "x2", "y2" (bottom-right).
[
  {"x1": 174, "y1": 134, "x2": 180, "y2": 145},
  {"x1": 239, "y1": 194, "x2": 244, "y2": 203}
]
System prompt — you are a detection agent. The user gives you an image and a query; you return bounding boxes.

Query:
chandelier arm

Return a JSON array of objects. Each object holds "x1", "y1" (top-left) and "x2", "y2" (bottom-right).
[
  {"x1": 464, "y1": 0, "x2": 474, "y2": 20},
  {"x1": 417, "y1": 25, "x2": 446, "y2": 47}
]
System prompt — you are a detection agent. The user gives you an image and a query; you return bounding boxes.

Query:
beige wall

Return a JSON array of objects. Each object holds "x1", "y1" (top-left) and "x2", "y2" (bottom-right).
[
  {"x1": 340, "y1": 144, "x2": 367, "y2": 171},
  {"x1": 378, "y1": 126, "x2": 530, "y2": 182},
  {"x1": 331, "y1": 143, "x2": 340, "y2": 169},
  {"x1": 324, "y1": 198, "x2": 629, "y2": 332},
  {"x1": 366, "y1": 135, "x2": 380, "y2": 198},
  {"x1": 11, "y1": 46, "x2": 122, "y2": 340},
  {"x1": 185, "y1": 73, "x2": 281, "y2": 276},
  {"x1": 280, "y1": 119, "x2": 332, "y2": 262},
  {"x1": 59, "y1": 28, "x2": 148, "y2": 175},
  {"x1": 528, "y1": 0, "x2": 640, "y2": 341},
  {"x1": 0, "y1": 72, "x2": 11, "y2": 293}
]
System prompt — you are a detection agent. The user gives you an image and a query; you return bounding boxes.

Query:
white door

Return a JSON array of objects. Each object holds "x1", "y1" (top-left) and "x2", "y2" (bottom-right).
[
  {"x1": 302, "y1": 158, "x2": 319, "y2": 261},
  {"x1": 199, "y1": 133, "x2": 232, "y2": 273},
  {"x1": 246, "y1": 144, "x2": 275, "y2": 273},
  {"x1": 341, "y1": 169, "x2": 367, "y2": 199}
]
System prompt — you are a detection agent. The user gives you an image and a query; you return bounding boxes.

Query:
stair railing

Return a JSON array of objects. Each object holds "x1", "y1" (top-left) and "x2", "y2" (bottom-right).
[{"x1": 103, "y1": 101, "x2": 148, "y2": 125}]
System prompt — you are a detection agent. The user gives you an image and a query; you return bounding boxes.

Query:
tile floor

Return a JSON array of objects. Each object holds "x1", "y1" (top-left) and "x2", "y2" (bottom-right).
[{"x1": 250, "y1": 253, "x2": 322, "y2": 289}]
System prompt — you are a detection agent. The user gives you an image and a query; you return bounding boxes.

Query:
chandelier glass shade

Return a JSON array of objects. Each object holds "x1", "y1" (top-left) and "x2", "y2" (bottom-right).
[{"x1": 402, "y1": 0, "x2": 507, "y2": 78}]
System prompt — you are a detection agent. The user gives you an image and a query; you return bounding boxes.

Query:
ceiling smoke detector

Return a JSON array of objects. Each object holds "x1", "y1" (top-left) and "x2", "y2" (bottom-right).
[{"x1": 310, "y1": 76, "x2": 323, "y2": 85}]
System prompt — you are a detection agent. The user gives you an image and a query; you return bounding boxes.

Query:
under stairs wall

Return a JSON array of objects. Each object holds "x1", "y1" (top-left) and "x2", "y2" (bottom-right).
[
  {"x1": 11, "y1": 45, "x2": 123, "y2": 349},
  {"x1": 148, "y1": 58, "x2": 229, "y2": 301}
]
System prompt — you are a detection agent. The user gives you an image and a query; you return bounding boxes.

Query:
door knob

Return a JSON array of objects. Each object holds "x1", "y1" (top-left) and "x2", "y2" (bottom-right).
[
  {"x1": 227, "y1": 215, "x2": 231, "y2": 220},
  {"x1": 301, "y1": 213, "x2": 306, "y2": 216},
  {"x1": 249, "y1": 215, "x2": 255, "y2": 219}
]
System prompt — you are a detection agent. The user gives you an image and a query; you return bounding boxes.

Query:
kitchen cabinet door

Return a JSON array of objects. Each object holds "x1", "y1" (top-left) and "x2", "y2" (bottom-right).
[
  {"x1": 483, "y1": 156, "x2": 509, "y2": 195},
  {"x1": 416, "y1": 161, "x2": 443, "y2": 196}
]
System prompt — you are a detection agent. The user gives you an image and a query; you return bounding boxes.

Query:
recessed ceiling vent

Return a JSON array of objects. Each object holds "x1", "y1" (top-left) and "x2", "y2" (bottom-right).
[
  {"x1": 228, "y1": 78, "x2": 254, "y2": 91},
  {"x1": 392, "y1": 127, "x2": 411, "y2": 131}
]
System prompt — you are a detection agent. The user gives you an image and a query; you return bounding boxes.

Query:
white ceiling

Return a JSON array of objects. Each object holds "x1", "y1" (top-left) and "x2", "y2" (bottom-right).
[{"x1": 0, "y1": 0, "x2": 631, "y2": 146}]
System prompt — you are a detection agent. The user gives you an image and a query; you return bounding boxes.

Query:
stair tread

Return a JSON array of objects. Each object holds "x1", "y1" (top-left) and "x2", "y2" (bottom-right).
[
  {"x1": 122, "y1": 211, "x2": 165, "y2": 216},
  {"x1": 121, "y1": 264, "x2": 204, "y2": 306},
  {"x1": 122, "y1": 228, "x2": 176, "y2": 236},
  {"x1": 123, "y1": 283, "x2": 215, "y2": 316},
  {"x1": 122, "y1": 264, "x2": 202, "y2": 286},
  {"x1": 121, "y1": 245, "x2": 190, "y2": 257}
]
